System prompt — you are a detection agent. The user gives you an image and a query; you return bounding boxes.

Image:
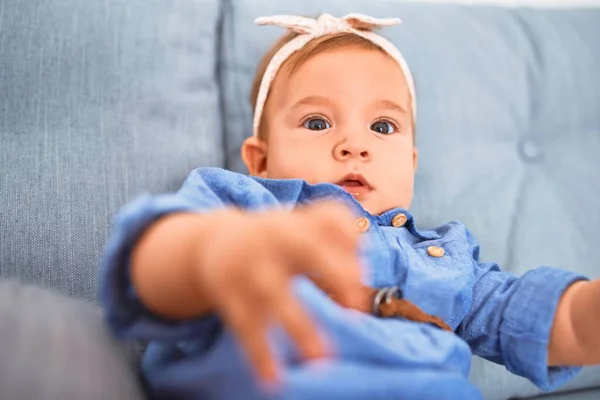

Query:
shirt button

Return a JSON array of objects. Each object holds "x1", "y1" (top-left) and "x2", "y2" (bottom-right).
[
  {"x1": 427, "y1": 246, "x2": 445, "y2": 258},
  {"x1": 391, "y1": 213, "x2": 407, "y2": 227},
  {"x1": 354, "y1": 217, "x2": 370, "y2": 233}
]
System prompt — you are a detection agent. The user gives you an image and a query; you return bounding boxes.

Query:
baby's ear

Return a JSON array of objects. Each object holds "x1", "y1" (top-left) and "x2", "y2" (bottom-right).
[
  {"x1": 241, "y1": 137, "x2": 269, "y2": 177},
  {"x1": 412, "y1": 147, "x2": 419, "y2": 172}
]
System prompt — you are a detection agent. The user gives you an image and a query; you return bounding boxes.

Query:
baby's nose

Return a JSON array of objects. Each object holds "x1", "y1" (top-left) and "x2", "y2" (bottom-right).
[
  {"x1": 340, "y1": 148, "x2": 369, "y2": 158},
  {"x1": 334, "y1": 139, "x2": 371, "y2": 161}
]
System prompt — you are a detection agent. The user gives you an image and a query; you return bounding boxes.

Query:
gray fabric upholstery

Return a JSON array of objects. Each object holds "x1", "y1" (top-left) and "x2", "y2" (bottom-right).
[
  {"x1": 0, "y1": 280, "x2": 144, "y2": 400},
  {"x1": 0, "y1": 0, "x2": 224, "y2": 301},
  {"x1": 470, "y1": 359, "x2": 600, "y2": 400},
  {"x1": 515, "y1": 388, "x2": 600, "y2": 400}
]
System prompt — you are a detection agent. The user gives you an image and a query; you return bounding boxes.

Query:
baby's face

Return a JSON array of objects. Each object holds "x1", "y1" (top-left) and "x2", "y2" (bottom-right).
[{"x1": 254, "y1": 47, "x2": 417, "y2": 215}]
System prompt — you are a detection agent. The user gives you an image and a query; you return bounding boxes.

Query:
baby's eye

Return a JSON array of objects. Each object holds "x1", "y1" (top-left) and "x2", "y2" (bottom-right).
[
  {"x1": 371, "y1": 120, "x2": 396, "y2": 135},
  {"x1": 303, "y1": 118, "x2": 331, "y2": 131}
]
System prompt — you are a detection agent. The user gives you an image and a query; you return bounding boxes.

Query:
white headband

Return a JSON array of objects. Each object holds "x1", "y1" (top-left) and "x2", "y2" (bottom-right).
[{"x1": 253, "y1": 13, "x2": 416, "y2": 138}]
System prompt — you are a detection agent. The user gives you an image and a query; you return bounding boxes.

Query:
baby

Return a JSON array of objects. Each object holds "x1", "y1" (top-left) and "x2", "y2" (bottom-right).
[{"x1": 100, "y1": 13, "x2": 600, "y2": 400}]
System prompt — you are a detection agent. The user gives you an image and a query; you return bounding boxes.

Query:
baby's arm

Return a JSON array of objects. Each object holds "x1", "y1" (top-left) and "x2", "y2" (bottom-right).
[
  {"x1": 130, "y1": 210, "x2": 235, "y2": 320},
  {"x1": 548, "y1": 279, "x2": 600, "y2": 366},
  {"x1": 100, "y1": 168, "x2": 364, "y2": 381},
  {"x1": 455, "y1": 227, "x2": 588, "y2": 392}
]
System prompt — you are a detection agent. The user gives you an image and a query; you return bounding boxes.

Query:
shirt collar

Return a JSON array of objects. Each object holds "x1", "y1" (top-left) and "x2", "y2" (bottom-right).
[
  {"x1": 249, "y1": 177, "x2": 440, "y2": 240},
  {"x1": 375, "y1": 208, "x2": 441, "y2": 240}
]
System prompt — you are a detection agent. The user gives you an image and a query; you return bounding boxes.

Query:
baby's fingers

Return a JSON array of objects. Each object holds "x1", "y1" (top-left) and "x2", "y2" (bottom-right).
[
  {"x1": 221, "y1": 295, "x2": 279, "y2": 383},
  {"x1": 291, "y1": 233, "x2": 364, "y2": 308},
  {"x1": 271, "y1": 285, "x2": 329, "y2": 361},
  {"x1": 251, "y1": 258, "x2": 329, "y2": 362}
]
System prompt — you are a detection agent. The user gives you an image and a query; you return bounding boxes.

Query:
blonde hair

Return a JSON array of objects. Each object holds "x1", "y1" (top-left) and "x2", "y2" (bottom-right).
[{"x1": 250, "y1": 30, "x2": 390, "y2": 140}]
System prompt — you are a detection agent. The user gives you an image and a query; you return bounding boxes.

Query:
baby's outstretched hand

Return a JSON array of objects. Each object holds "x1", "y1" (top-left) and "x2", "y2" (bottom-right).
[{"x1": 194, "y1": 202, "x2": 364, "y2": 383}]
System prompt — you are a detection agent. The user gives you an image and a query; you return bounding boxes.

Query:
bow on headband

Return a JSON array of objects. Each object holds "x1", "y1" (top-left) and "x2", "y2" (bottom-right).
[{"x1": 255, "y1": 13, "x2": 401, "y2": 36}]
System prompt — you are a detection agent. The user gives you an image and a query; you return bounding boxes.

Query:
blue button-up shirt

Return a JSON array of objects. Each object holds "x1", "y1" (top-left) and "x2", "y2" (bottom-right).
[{"x1": 100, "y1": 168, "x2": 586, "y2": 400}]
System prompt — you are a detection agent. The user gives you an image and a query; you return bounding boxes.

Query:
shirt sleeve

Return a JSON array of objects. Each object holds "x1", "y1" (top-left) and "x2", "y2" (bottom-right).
[
  {"x1": 456, "y1": 229, "x2": 588, "y2": 391},
  {"x1": 99, "y1": 168, "x2": 277, "y2": 342}
]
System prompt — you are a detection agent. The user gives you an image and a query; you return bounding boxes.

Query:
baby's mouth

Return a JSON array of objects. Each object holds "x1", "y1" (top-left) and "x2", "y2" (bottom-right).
[
  {"x1": 340, "y1": 181, "x2": 372, "y2": 197},
  {"x1": 336, "y1": 174, "x2": 373, "y2": 199}
]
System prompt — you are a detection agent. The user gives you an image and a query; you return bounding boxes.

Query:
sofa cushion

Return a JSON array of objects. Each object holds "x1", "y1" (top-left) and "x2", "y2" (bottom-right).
[
  {"x1": 0, "y1": 280, "x2": 144, "y2": 399},
  {"x1": 219, "y1": 0, "x2": 600, "y2": 398},
  {"x1": 0, "y1": 0, "x2": 224, "y2": 301}
]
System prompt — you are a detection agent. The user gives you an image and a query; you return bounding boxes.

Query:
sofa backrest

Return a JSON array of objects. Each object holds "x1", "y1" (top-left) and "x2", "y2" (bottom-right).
[{"x1": 0, "y1": 0, "x2": 224, "y2": 300}]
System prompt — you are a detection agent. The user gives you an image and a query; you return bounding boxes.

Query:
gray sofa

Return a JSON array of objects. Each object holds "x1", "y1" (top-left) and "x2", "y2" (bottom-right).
[{"x1": 1, "y1": 0, "x2": 599, "y2": 399}]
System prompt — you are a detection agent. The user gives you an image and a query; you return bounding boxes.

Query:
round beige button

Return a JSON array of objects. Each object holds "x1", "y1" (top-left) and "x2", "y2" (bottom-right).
[
  {"x1": 391, "y1": 213, "x2": 407, "y2": 227},
  {"x1": 427, "y1": 246, "x2": 445, "y2": 258},
  {"x1": 354, "y1": 217, "x2": 370, "y2": 233}
]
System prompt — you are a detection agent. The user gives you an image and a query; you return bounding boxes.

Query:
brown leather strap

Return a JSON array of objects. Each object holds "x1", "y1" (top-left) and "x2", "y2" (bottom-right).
[{"x1": 309, "y1": 277, "x2": 453, "y2": 333}]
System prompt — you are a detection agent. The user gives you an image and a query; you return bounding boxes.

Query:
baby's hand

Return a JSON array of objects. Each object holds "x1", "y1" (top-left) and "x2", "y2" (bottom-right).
[{"x1": 194, "y1": 202, "x2": 364, "y2": 382}]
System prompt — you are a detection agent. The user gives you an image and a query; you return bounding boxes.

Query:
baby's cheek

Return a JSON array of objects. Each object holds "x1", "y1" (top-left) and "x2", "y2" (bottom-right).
[
  {"x1": 267, "y1": 151, "x2": 310, "y2": 179},
  {"x1": 384, "y1": 172, "x2": 414, "y2": 207},
  {"x1": 272, "y1": 147, "x2": 327, "y2": 179},
  {"x1": 266, "y1": 146, "x2": 294, "y2": 173}
]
